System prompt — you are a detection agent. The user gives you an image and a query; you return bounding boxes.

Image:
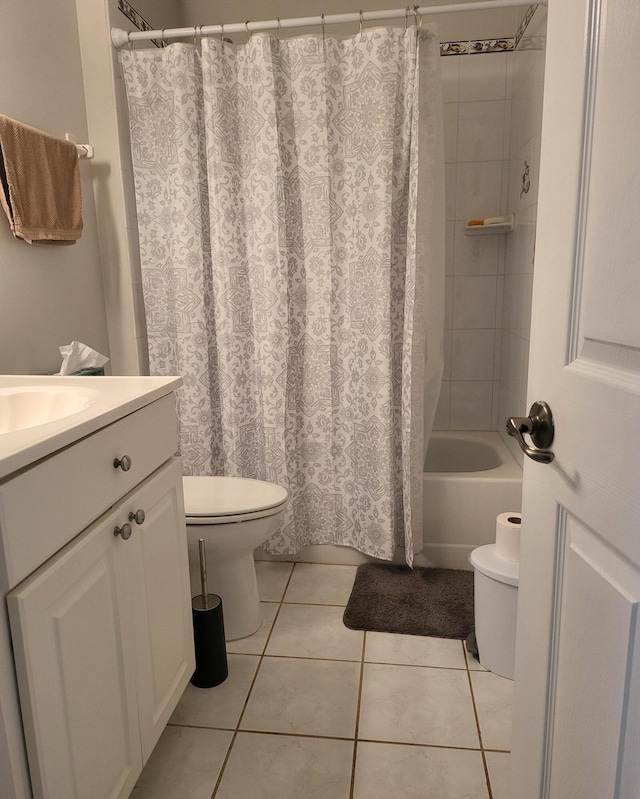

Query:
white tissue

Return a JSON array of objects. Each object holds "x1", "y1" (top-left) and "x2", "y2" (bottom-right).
[{"x1": 58, "y1": 341, "x2": 109, "y2": 375}]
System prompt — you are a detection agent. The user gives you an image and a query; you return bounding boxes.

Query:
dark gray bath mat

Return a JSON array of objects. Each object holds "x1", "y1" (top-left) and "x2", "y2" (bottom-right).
[{"x1": 343, "y1": 563, "x2": 474, "y2": 639}]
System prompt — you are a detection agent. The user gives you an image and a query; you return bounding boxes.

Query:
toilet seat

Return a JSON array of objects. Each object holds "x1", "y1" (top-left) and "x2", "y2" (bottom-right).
[{"x1": 183, "y1": 476, "x2": 288, "y2": 525}]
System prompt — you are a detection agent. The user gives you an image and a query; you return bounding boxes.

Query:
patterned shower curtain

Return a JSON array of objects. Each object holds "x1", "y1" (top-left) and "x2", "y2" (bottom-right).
[{"x1": 120, "y1": 26, "x2": 444, "y2": 565}]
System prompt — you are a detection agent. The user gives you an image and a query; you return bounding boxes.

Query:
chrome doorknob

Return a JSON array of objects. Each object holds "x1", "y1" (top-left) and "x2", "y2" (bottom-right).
[
  {"x1": 128, "y1": 509, "x2": 146, "y2": 525},
  {"x1": 506, "y1": 401, "x2": 555, "y2": 464}
]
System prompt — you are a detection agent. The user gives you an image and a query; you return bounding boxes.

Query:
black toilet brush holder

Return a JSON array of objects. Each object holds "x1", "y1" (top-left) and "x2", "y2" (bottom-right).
[{"x1": 191, "y1": 539, "x2": 228, "y2": 688}]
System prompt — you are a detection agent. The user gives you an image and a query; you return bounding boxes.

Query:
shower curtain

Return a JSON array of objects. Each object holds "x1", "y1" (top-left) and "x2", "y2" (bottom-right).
[{"x1": 120, "y1": 26, "x2": 444, "y2": 565}]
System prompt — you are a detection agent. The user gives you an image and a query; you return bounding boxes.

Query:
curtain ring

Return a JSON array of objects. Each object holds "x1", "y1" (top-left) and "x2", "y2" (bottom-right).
[
  {"x1": 413, "y1": 5, "x2": 422, "y2": 29},
  {"x1": 359, "y1": 10, "x2": 364, "y2": 35},
  {"x1": 220, "y1": 22, "x2": 225, "y2": 42},
  {"x1": 321, "y1": 13, "x2": 326, "y2": 41},
  {"x1": 405, "y1": 6, "x2": 410, "y2": 30},
  {"x1": 276, "y1": 17, "x2": 281, "y2": 40},
  {"x1": 126, "y1": 31, "x2": 133, "y2": 50},
  {"x1": 245, "y1": 20, "x2": 251, "y2": 39}
]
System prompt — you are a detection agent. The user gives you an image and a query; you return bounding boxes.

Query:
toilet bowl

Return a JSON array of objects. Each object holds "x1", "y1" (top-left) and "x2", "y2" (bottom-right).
[{"x1": 183, "y1": 476, "x2": 288, "y2": 640}]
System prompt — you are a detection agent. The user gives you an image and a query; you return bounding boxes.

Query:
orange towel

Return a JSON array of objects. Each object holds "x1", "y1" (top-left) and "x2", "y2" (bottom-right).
[{"x1": 0, "y1": 114, "x2": 82, "y2": 245}]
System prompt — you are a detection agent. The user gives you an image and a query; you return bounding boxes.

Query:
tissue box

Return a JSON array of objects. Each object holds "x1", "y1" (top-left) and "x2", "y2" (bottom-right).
[
  {"x1": 44, "y1": 367, "x2": 105, "y2": 376},
  {"x1": 72, "y1": 367, "x2": 105, "y2": 376}
]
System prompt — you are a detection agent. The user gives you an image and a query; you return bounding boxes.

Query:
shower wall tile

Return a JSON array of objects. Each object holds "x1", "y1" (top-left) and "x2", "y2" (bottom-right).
[
  {"x1": 443, "y1": 330, "x2": 452, "y2": 381},
  {"x1": 492, "y1": 380, "x2": 502, "y2": 430},
  {"x1": 433, "y1": 380, "x2": 451, "y2": 430},
  {"x1": 449, "y1": 381, "x2": 494, "y2": 430},
  {"x1": 444, "y1": 276, "x2": 453, "y2": 329},
  {"x1": 453, "y1": 222, "x2": 500, "y2": 275},
  {"x1": 443, "y1": 104, "x2": 459, "y2": 163},
  {"x1": 493, "y1": 327, "x2": 503, "y2": 380},
  {"x1": 501, "y1": 330, "x2": 524, "y2": 398},
  {"x1": 502, "y1": 98, "x2": 512, "y2": 160},
  {"x1": 495, "y1": 274, "x2": 505, "y2": 328},
  {"x1": 452, "y1": 275, "x2": 497, "y2": 329},
  {"x1": 445, "y1": 163, "x2": 457, "y2": 220},
  {"x1": 445, "y1": 222, "x2": 455, "y2": 275},
  {"x1": 440, "y1": 56, "x2": 460, "y2": 103},
  {"x1": 502, "y1": 273, "x2": 531, "y2": 337},
  {"x1": 457, "y1": 100, "x2": 505, "y2": 163},
  {"x1": 455, "y1": 160, "x2": 503, "y2": 221},
  {"x1": 451, "y1": 329, "x2": 495, "y2": 381},
  {"x1": 459, "y1": 52, "x2": 507, "y2": 101}
]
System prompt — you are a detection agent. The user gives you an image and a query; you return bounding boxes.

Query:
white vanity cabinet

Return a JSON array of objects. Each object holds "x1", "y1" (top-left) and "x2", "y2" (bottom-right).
[{"x1": 0, "y1": 386, "x2": 194, "y2": 799}]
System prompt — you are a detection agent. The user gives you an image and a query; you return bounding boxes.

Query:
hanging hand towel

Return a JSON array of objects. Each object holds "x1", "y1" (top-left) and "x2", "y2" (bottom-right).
[{"x1": 0, "y1": 114, "x2": 82, "y2": 245}]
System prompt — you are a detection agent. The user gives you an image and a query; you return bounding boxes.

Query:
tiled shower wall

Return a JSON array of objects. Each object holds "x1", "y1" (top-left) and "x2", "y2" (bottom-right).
[
  {"x1": 434, "y1": 9, "x2": 546, "y2": 434},
  {"x1": 434, "y1": 52, "x2": 509, "y2": 431},
  {"x1": 498, "y1": 8, "x2": 547, "y2": 460}
]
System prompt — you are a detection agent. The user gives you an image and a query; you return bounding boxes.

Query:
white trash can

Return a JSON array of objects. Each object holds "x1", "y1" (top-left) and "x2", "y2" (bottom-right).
[{"x1": 469, "y1": 544, "x2": 519, "y2": 680}]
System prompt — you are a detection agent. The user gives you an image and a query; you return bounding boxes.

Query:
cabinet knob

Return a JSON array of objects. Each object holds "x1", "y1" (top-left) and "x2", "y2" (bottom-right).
[
  {"x1": 128, "y1": 509, "x2": 146, "y2": 525},
  {"x1": 113, "y1": 455, "x2": 132, "y2": 472},
  {"x1": 114, "y1": 523, "x2": 133, "y2": 540}
]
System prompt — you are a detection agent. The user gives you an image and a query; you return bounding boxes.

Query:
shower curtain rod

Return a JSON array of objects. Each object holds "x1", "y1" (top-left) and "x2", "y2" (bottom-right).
[{"x1": 111, "y1": 0, "x2": 545, "y2": 48}]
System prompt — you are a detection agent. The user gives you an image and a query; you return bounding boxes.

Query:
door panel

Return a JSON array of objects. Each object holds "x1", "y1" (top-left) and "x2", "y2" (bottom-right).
[
  {"x1": 548, "y1": 512, "x2": 640, "y2": 797},
  {"x1": 7, "y1": 509, "x2": 141, "y2": 799},
  {"x1": 125, "y1": 458, "x2": 194, "y2": 759},
  {"x1": 512, "y1": 0, "x2": 640, "y2": 796}
]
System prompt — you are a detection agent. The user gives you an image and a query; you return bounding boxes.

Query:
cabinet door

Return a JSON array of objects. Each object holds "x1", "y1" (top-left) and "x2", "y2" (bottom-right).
[
  {"x1": 7, "y1": 509, "x2": 142, "y2": 799},
  {"x1": 124, "y1": 458, "x2": 195, "y2": 759}
]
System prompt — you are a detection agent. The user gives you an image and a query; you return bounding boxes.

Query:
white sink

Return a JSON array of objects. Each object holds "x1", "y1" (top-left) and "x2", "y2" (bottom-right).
[{"x1": 0, "y1": 386, "x2": 93, "y2": 434}]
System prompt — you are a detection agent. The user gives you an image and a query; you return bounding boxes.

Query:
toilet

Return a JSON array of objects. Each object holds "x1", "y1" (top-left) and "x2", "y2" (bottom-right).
[{"x1": 182, "y1": 476, "x2": 288, "y2": 641}]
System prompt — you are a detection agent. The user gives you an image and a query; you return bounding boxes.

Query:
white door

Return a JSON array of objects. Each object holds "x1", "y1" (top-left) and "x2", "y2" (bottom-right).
[{"x1": 511, "y1": 0, "x2": 640, "y2": 797}]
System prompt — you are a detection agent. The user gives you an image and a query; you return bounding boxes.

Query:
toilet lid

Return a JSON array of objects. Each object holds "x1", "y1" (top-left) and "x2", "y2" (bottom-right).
[{"x1": 183, "y1": 476, "x2": 288, "y2": 519}]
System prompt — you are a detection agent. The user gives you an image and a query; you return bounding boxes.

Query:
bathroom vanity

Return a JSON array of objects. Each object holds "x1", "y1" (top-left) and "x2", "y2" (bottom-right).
[{"x1": 0, "y1": 376, "x2": 195, "y2": 799}]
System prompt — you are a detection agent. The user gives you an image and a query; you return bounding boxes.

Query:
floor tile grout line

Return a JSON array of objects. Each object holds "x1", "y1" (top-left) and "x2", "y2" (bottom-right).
[
  {"x1": 464, "y1": 652, "x2": 494, "y2": 799},
  {"x1": 210, "y1": 561, "x2": 296, "y2": 798},
  {"x1": 350, "y1": 630, "x2": 367, "y2": 799},
  {"x1": 257, "y1": 558, "x2": 360, "y2": 568},
  {"x1": 166, "y1": 720, "x2": 491, "y2": 752},
  {"x1": 281, "y1": 600, "x2": 349, "y2": 607},
  {"x1": 254, "y1": 651, "x2": 469, "y2": 669},
  {"x1": 209, "y1": 729, "x2": 237, "y2": 799}
]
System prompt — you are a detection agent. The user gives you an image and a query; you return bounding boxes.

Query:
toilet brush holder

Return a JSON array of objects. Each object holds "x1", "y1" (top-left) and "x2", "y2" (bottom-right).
[{"x1": 191, "y1": 539, "x2": 228, "y2": 688}]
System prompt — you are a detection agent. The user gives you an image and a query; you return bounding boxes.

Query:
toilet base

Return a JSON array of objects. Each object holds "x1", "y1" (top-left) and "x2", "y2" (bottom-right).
[
  {"x1": 186, "y1": 506, "x2": 286, "y2": 641},
  {"x1": 215, "y1": 551, "x2": 262, "y2": 641}
]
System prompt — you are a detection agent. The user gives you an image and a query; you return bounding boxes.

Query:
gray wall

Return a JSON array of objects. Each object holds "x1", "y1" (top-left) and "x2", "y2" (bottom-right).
[{"x1": 0, "y1": 1, "x2": 109, "y2": 375}]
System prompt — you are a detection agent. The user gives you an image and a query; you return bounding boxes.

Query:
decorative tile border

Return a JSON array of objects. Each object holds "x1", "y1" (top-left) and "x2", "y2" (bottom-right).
[
  {"x1": 117, "y1": 0, "x2": 161, "y2": 47},
  {"x1": 440, "y1": 38, "x2": 514, "y2": 56},
  {"x1": 117, "y1": 0, "x2": 542, "y2": 55},
  {"x1": 441, "y1": 3, "x2": 542, "y2": 57},
  {"x1": 514, "y1": 3, "x2": 539, "y2": 49}
]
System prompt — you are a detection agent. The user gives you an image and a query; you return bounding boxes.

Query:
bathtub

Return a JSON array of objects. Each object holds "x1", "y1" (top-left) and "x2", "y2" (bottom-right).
[{"x1": 422, "y1": 432, "x2": 522, "y2": 570}]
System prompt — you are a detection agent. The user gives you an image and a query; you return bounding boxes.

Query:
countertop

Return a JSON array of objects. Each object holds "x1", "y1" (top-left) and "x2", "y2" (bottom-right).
[{"x1": 0, "y1": 375, "x2": 182, "y2": 481}]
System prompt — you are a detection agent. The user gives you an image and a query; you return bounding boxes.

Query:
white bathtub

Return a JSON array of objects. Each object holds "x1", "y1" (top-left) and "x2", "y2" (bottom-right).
[{"x1": 422, "y1": 432, "x2": 522, "y2": 569}]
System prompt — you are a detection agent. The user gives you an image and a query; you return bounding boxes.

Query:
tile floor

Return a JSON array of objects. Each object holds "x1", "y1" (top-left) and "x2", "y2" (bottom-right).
[{"x1": 132, "y1": 562, "x2": 513, "y2": 799}]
